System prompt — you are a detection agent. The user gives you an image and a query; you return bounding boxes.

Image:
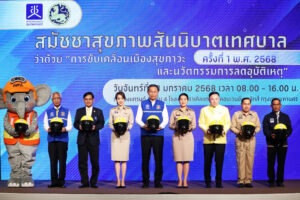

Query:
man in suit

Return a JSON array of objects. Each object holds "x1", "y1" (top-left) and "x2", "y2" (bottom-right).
[
  {"x1": 263, "y1": 98, "x2": 292, "y2": 187},
  {"x1": 74, "y1": 92, "x2": 104, "y2": 188}
]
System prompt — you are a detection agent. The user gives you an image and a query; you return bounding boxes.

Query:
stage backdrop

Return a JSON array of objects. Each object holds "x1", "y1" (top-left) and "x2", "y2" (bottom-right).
[{"x1": 0, "y1": 0, "x2": 300, "y2": 181}]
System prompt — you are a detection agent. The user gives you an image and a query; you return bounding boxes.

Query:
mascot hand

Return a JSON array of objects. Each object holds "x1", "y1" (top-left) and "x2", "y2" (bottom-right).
[
  {"x1": 24, "y1": 129, "x2": 34, "y2": 137},
  {"x1": 8, "y1": 128, "x2": 20, "y2": 138}
]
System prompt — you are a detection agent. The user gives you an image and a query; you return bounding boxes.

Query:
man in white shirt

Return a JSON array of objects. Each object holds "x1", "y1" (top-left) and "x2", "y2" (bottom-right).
[{"x1": 136, "y1": 84, "x2": 168, "y2": 188}]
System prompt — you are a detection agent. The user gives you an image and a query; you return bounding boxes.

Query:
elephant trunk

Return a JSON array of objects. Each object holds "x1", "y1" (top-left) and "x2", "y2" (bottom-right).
[{"x1": 16, "y1": 101, "x2": 26, "y2": 119}]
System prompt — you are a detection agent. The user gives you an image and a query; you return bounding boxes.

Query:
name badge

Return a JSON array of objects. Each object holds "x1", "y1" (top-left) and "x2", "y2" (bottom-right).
[{"x1": 270, "y1": 118, "x2": 274, "y2": 123}]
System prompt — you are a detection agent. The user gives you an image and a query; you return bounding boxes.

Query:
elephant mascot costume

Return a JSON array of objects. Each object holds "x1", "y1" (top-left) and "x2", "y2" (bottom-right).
[{"x1": 0, "y1": 76, "x2": 51, "y2": 187}]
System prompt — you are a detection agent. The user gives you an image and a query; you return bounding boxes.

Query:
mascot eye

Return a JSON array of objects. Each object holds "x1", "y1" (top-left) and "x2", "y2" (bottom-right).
[
  {"x1": 24, "y1": 96, "x2": 30, "y2": 102},
  {"x1": 10, "y1": 97, "x2": 16, "y2": 103}
]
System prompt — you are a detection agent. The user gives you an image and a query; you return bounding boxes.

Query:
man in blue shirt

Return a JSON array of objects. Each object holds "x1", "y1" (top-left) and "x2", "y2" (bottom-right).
[
  {"x1": 44, "y1": 92, "x2": 72, "y2": 188},
  {"x1": 136, "y1": 84, "x2": 169, "y2": 188}
]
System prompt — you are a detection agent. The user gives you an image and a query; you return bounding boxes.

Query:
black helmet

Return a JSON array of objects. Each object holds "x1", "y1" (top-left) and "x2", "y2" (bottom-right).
[
  {"x1": 147, "y1": 115, "x2": 160, "y2": 132},
  {"x1": 274, "y1": 123, "x2": 288, "y2": 145},
  {"x1": 14, "y1": 119, "x2": 28, "y2": 135},
  {"x1": 241, "y1": 122, "x2": 255, "y2": 139},
  {"x1": 177, "y1": 116, "x2": 190, "y2": 135},
  {"x1": 80, "y1": 115, "x2": 94, "y2": 132},
  {"x1": 209, "y1": 120, "x2": 224, "y2": 136},
  {"x1": 50, "y1": 117, "x2": 64, "y2": 134},
  {"x1": 113, "y1": 117, "x2": 128, "y2": 137}
]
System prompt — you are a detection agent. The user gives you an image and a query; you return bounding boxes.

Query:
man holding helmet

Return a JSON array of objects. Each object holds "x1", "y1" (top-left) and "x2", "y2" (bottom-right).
[
  {"x1": 199, "y1": 92, "x2": 231, "y2": 188},
  {"x1": 74, "y1": 92, "x2": 104, "y2": 188},
  {"x1": 136, "y1": 84, "x2": 169, "y2": 188},
  {"x1": 263, "y1": 98, "x2": 292, "y2": 187},
  {"x1": 230, "y1": 97, "x2": 261, "y2": 188},
  {"x1": 44, "y1": 92, "x2": 72, "y2": 188}
]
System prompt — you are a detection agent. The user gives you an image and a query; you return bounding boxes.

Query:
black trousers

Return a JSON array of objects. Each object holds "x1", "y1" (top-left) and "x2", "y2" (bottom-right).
[
  {"x1": 203, "y1": 144, "x2": 226, "y2": 184},
  {"x1": 48, "y1": 141, "x2": 68, "y2": 185},
  {"x1": 78, "y1": 143, "x2": 99, "y2": 186},
  {"x1": 267, "y1": 146, "x2": 287, "y2": 184},
  {"x1": 141, "y1": 136, "x2": 164, "y2": 184}
]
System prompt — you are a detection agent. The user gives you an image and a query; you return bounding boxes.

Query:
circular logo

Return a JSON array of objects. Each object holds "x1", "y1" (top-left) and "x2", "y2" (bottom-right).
[{"x1": 49, "y1": 4, "x2": 70, "y2": 25}]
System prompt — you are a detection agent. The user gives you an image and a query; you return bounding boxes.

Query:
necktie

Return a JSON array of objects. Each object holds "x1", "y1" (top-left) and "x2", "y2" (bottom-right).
[
  {"x1": 276, "y1": 112, "x2": 280, "y2": 124},
  {"x1": 87, "y1": 107, "x2": 91, "y2": 116},
  {"x1": 55, "y1": 107, "x2": 59, "y2": 117}
]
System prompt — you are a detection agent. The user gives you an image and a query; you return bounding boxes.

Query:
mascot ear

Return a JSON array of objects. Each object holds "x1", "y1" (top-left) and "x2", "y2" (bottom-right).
[
  {"x1": 35, "y1": 84, "x2": 51, "y2": 107},
  {"x1": 0, "y1": 88, "x2": 6, "y2": 109}
]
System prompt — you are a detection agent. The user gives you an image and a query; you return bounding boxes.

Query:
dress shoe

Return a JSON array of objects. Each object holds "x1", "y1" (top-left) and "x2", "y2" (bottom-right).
[
  {"x1": 90, "y1": 185, "x2": 98, "y2": 188},
  {"x1": 216, "y1": 183, "x2": 223, "y2": 188},
  {"x1": 277, "y1": 182, "x2": 284, "y2": 187},
  {"x1": 237, "y1": 183, "x2": 244, "y2": 188},
  {"x1": 268, "y1": 182, "x2": 275, "y2": 187},
  {"x1": 154, "y1": 183, "x2": 163, "y2": 188},
  {"x1": 57, "y1": 184, "x2": 66, "y2": 188},
  {"x1": 48, "y1": 184, "x2": 57, "y2": 188},
  {"x1": 79, "y1": 184, "x2": 89, "y2": 188},
  {"x1": 142, "y1": 183, "x2": 149, "y2": 188},
  {"x1": 206, "y1": 183, "x2": 211, "y2": 188},
  {"x1": 245, "y1": 183, "x2": 253, "y2": 188}
]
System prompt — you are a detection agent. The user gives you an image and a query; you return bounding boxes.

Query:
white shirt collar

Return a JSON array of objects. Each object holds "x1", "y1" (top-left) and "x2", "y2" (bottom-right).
[
  {"x1": 54, "y1": 105, "x2": 61, "y2": 110},
  {"x1": 150, "y1": 99, "x2": 156, "y2": 106}
]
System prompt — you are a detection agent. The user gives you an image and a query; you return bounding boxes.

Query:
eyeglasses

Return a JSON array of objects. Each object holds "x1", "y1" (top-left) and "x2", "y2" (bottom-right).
[{"x1": 10, "y1": 76, "x2": 26, "y2": 83}]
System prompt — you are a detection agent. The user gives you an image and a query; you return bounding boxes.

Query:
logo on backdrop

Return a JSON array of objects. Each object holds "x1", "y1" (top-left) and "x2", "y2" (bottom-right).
[
  {"x1": 26, "y1": 4, "x2": 43, "y2": 20},
  {"x1": 49, "y1": 4, "x2": 70, "y2": 25},
  {"x1": 26, "y1": 4, "x2": 43, "y2": 26}
]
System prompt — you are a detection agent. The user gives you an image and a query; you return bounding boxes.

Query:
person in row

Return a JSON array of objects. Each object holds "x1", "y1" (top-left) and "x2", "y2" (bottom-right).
[
  {"x1": 263, "y1": 98, "x2": 292, "y2": 187},
  {"x1": 73, "y1": 92, "x2": 105, "y2": 188},
  {"x1": 199, "y1": 92, "x2": 231, "y2": 188},
  {"x1": 109, "y1": 91, "x2": 134, "y2": 188},
  {"x1": 169, "y1": 93, "x2": 196, "y2": 188},
  {"x1": 230, "y1": 98, "x2": 261, "y2": 188},
  {"x1": 135, "y1": 84, "x2": 169, "y2": 188},
  {"x1": 44, "y1": 92, "x2": 73, "y2": 188}
]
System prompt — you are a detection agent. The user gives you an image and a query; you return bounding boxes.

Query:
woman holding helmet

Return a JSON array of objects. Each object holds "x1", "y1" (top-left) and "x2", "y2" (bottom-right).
[
  {"x1": 169, "y1": 93, "x2": 196, "y2": 188},
  {"x1": 109, "y1": 91, "x2": 134, "y2": 188}
]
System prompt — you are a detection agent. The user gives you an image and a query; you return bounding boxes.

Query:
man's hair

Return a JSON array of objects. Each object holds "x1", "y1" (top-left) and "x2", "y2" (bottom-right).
[
  {"x1": 52, "y1": 92, "x2": 61, "y2": 98},
  {"x1": 147, "y1": 84, "x2": 160, "y2": 92},
  {"x1": 241, "y1": 97, "x2": 251, "y2": 104},
  {"x1": 83, "y1": 92, "x2": 94, "y2": 99},
  {"x1": 209, "y1": 92, "x2": 219, "y2": 98},
  {"x1": 271, "y1": 98, "x2": 281, "y2": 105}
]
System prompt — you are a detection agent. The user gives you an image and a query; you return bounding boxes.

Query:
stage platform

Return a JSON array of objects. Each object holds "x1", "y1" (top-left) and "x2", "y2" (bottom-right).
[{"x1": 0, "y1": 180, "x2": 300, "y2": 200}]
